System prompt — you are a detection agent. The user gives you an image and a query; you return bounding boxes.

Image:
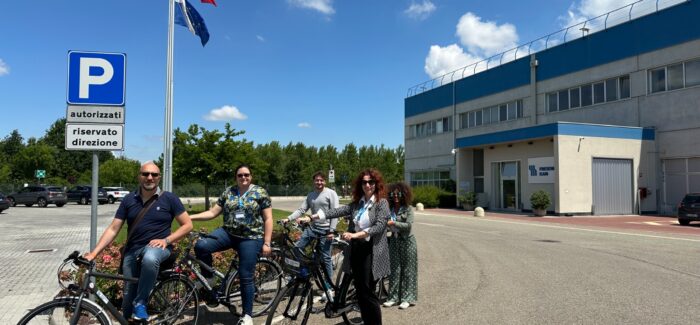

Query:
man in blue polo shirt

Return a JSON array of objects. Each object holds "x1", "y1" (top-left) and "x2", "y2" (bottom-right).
[{"x1": 85, "y1": 161, "x2": 192, "y2": 321}]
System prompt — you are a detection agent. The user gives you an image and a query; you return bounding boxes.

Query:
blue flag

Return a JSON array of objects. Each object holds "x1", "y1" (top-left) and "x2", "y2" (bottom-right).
[{"x1": 175, "y1": 0, "x2": 210, "y2": 46}]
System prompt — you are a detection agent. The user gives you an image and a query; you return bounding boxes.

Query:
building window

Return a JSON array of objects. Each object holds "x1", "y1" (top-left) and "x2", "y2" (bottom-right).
[
  {"x1": 581, "y1": 84, "x2": 593, "y2": 106},
  {"x1": 593, "y1": 82, "x2": 605, "y2": 104},
  {"x1": 410, "y1": 170, "x2": 452, "y2": 190},
  {"x1": 605, "y1": 78, "x2": 618, "y2": 102},
  {"x1": 548, "y1": 93, "x2": 558, "y2": 112},
  {"x1": 649, "y1": 67, "x2": 666, "y2": 93},
  {"x1": 619, "y1": 76, "x2": 630, "y2": 99},
  {"x1": 409, "y1": 116, "x2": 452, "y2": 139},
  {"x1": 558, "y1": 90, "x2": 569, "y2": 111},
  {"x1": 667, "y1": 63, "x2": 684, "y2": 91},
  {"x1": 685, "y1": 59, "x2": 700, "y2": 87},
  {"x1": 499, "y1": 104, "x2": 507, "y2": 121},
  {"x1": 570, "y1": 87, "x2": 580, "y2": 109}
]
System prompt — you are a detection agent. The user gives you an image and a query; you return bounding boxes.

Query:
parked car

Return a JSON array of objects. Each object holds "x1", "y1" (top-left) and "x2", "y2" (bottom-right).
[
  {"x1": 7, "y1": 186, "x2": 67, "y2": 207},
  {"x1": 66, "y1": 186, "x2": 108, "y2": 205},
  {"x1": 0, "y1": 192, "x2": 10, "y2": 212},
  {"x1": 103, "y1": 186, "x2": 130, "y2": 204},
  {"x1": 678, "y1": 193, "x2": 700, "y2": 225}
]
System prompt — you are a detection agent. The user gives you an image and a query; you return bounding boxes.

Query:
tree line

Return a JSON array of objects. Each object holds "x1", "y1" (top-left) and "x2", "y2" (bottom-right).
[{"x1": 0, "y1": 119, "x2": 405, "y2": 200}]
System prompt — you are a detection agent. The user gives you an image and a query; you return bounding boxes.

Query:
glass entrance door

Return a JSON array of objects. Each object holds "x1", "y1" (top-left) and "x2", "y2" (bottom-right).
[{"x1": 500, "y1": 162, "x2": 519, "y2": 210}]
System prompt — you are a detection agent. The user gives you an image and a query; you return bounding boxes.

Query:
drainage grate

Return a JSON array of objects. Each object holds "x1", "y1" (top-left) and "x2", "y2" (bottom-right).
[
  {"x1": 535, "y1": 239, "x2": 561, "y2": 243},
  {"x1": 26, "y1": 248, "x2": 57, "y2": 253}
]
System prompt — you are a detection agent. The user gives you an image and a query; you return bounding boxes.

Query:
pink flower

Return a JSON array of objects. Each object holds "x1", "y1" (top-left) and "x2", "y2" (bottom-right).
[{"x1": 102, "y1": 255, "x2": 113, "y2": 263}]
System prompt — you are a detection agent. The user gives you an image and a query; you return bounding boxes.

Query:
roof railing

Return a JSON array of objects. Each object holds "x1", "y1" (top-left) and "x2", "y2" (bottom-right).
[{"x1": 406, "y1": 0, "x2": 689, "y2": 98}]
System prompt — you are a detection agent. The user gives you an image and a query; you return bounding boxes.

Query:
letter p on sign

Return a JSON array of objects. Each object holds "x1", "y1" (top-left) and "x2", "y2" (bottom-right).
[{"x1": 67, "y1": 51, "x2": 126, "y2": 106}]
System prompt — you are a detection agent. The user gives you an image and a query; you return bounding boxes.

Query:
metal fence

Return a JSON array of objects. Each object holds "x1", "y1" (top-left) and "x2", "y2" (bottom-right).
[{"x1": 406, "y1": 0, "x2": 689, "y2": 97}]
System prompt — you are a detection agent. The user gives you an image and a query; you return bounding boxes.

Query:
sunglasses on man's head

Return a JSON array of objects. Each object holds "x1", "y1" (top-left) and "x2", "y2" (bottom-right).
[
  {"x1": 141, "y1": 172, "x2": 160, "y2": 177},
  {"x1": 237, "y1": 173, "x2": 251, "y2": 178},
  {"x1": 361, "y1": 180, "x2": 376, "y2": 186}
]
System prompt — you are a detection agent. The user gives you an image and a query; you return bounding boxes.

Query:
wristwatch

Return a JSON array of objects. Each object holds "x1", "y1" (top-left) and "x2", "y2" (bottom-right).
[
  {"x1": 165, "y1": 238, "x2": 171, "y2": 245},
  {"x1": 263, "y1": 242, "x2": 271, "y2": 248}
]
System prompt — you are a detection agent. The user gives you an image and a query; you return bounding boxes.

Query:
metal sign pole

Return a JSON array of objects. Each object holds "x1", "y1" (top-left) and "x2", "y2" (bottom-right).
[{"x1": 90, "y1": 152, "x2": 99, "y2": 250}]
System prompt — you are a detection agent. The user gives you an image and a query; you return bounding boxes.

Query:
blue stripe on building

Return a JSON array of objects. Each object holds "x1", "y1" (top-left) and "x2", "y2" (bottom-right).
[{"x1": 455, "y1": 122, "x2": 655, "y2": 148}]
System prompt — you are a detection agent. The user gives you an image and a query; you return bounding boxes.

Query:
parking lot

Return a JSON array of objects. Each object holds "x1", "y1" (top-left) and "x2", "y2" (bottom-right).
[{"x1": 0, "y1": 202, "x2": 118, "y2": 323}]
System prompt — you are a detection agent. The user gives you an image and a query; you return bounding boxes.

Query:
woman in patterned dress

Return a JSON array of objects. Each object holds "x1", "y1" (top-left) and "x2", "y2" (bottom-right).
[
  {"x1": 383, "y1": 181, "x2": 418, "y2": 310},
  {"x1": 190, "y1": 164, "x2": 273, "y2": 325}
]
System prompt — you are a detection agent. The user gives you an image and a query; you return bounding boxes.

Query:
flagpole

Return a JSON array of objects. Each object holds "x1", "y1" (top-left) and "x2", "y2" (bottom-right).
[{"x1": 163, "y1": 0, "x2": 175, "y2": 191}]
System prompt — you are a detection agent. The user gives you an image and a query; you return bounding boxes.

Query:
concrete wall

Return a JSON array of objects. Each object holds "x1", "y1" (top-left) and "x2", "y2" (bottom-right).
[
  {"x1": 554, "y1": 135, "x2": 651, "y2": 214},
  {"x1": 482, "y1": 139, "x2": 554, "y2": 210}
]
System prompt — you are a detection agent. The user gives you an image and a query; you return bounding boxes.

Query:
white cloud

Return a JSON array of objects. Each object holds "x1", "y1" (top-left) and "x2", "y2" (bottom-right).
[
  {"x1": 288, "y1": 0, "x2": 335, "y2": 15},
  {"x1": 297, "y1": 122, "x2": 311, "y2": 128},
  {"x1": 561, "y1": 0, "x2": 639, "y2": 27},
  {"x1": 456, "y1": 12, "x2": 519, "y2": 57},
  {"x1": 256, "y1": 35, "x2": 266, "y2": 42},
  {"x1": 424, "y1": 44, "x2": 482, "y2": 79},
  {"x1": 0, "y1": 59, "x2": 9, "y2": 76},
  {"x1": 404, "y1": 1, "x2": 436, "y2": 20},
  {"x1": 203, "y1": 105, "x2": 248, "y2": 121}
]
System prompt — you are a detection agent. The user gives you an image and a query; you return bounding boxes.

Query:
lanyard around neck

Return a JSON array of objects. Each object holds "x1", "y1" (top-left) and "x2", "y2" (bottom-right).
[
  {"x1": 355, "y1": 198, "x2": 373, "y2": 221},
  {"x1": 235, "y1": 186, "x2": 252, "y2": 209}
]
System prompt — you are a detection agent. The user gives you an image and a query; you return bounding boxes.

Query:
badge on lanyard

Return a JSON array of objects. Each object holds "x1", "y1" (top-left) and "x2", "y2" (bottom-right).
[
  {"x1": 235, "y1": 208, "x2": 245, "y2": 220},
  {"x1": 234, "y1": 188, "x2": 250, "y2": 220}
]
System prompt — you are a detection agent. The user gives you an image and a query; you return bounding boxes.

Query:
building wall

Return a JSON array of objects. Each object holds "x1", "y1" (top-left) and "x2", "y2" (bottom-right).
[
  {"x1": 554, "y1": 135, "x2": 653, "y2": 214},
  {"x1": 482, "y1": 139, "x2": 554, "y2": 210}
]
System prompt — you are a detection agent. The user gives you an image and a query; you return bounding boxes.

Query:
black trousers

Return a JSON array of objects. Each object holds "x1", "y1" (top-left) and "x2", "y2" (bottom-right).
[{"x1": 350, "y1": 239, "x2": 382, "y2": 325}]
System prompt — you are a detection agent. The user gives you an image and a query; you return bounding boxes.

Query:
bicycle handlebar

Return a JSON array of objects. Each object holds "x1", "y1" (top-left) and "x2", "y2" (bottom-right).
[{"x1": 65, "y1": 250, "x2": 93, "y2": 267}]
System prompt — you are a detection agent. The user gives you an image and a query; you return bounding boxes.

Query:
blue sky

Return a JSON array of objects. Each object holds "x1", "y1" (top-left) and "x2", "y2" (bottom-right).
[{"x1": 0, "y1": 0, "x2": 643, "y2": 163}]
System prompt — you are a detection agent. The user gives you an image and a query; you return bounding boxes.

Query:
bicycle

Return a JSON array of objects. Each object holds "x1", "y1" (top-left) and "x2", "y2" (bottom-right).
[
  {"x1": 17, "y1": 250, "x2": 199, "y2": 325},
  {"x1": 174, "y1": 231, "x2": 282, "y2": 318},
  {"x1": 265, "y1": 220, "x2": 362, "y2": 325},
  {"x1": 330, "y1": 225, "x2": 388, "y2": 302}
]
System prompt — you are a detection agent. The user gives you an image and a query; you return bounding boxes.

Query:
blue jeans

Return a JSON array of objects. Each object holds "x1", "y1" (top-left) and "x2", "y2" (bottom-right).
[
  {"x1": 122, "y1": 245, "x2": 172, "y2": 319},
  {"x1": 194, "y1": 227, "x2": 263, "y2": 316},
  {"x1": 295, "y1": 227, "x2": 333, "y2": 284}
]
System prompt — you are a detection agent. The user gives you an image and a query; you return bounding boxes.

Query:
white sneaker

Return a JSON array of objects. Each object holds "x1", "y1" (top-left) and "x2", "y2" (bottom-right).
[
  {"x1": 237, "y1": 314, "x2": 253, "y2": 325},
  {"x1": 399, "y1": 302, "x2": 411, "y2": 309},
  {"x1": 382, "y1": 301, "x2": 396, "y2": 307}
]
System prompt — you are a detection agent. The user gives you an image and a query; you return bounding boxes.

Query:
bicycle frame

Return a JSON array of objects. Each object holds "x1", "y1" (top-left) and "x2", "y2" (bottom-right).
[{"x1": 277, "y1": 222, "x2": 356, "y2": 319}]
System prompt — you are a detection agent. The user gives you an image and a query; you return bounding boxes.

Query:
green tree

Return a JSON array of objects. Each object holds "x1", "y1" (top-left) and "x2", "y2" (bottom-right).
[
  {"x1": 100, "y1": 157, "x2": 140, "y2": 187},
  {"x1": 13, "y1": 143, "x2": 57, "y2": 182},
  {"x1": 172, "y1": 123, "x2": 253, "y2": 209}
]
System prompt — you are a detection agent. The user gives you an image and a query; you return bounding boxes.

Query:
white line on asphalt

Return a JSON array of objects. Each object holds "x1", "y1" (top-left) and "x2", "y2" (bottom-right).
[
  {"x1": 415, "y1": 212, "x2": 700, "y2": 243},
  {"x1": 415, "y1": 222, "x2": 445, "y2": 227}
]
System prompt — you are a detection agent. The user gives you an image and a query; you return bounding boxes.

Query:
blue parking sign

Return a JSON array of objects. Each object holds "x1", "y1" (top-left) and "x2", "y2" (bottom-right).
[{"x1": 67, "y1": 51, "x2": 126, "y2": 106}]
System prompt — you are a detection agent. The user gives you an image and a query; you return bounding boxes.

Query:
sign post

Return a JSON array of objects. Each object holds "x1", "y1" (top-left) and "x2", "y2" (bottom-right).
[
  {"x1": 35, "y1": 169, "x2": 45, "y2": 184},
  {"x1": 66, "y1": 50, "x2": 126, "y2": 250}
]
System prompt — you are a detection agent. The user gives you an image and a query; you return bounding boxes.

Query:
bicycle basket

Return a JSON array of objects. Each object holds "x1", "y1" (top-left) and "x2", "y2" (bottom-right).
[
  {"x1": 280, "y1": 245, "x2": 316, "y2": 276},
  {"x1": 57, "y1": 259, "x2": 87, "y2": 293}
]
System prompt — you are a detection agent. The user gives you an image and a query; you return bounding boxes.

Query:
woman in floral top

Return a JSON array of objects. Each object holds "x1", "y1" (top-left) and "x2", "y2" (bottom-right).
[
  {"x1": 190, "y1": 164, "x2": 273, "y2": 325},
  {"x1": 383, "y1": 181, "x2": 418, "y2": 310}
]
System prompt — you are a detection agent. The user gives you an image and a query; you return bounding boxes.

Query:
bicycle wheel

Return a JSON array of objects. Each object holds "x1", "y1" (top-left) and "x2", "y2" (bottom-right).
[
  {"x1": 265, "y1": 281, "x2": 313, "y2": 325},
  {"x1": 226, "y1": 258, "x2": 282, "y2": 317},
  {"x1": 149, "y1": 274, "x2": 200, "y2": 325},
  {"x1": 17, "y1": 298, "x2": 109, "y2": 325},
  {"x1": 339, "y1": 276, "x2": 363, "y2": 325}
]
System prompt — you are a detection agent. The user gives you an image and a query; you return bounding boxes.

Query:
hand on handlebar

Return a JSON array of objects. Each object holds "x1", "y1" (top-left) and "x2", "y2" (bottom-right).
[
  {"x1": 83, "y1": 251, "x2": 97, "y2": 262},
  {"x1": 298, "y1": 216, "x2": 312, "y2": 224}
]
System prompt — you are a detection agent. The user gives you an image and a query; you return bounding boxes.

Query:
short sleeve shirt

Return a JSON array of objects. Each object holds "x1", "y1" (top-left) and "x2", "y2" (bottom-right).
[
  {"x1": 218, "y1": 185, "x2": 271, "y2": 239},
  {"x1": 115, "y1": 191, "x2": 185, "y2": 251}
]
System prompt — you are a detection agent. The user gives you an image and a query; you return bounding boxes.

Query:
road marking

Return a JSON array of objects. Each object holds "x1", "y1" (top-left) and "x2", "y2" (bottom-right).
[
  {"x1": 415, "y1": 212, "x2": 700, "y2": 243},
  {"x1": 415, "y1": 222, "x2": 445, "y2": 227}
]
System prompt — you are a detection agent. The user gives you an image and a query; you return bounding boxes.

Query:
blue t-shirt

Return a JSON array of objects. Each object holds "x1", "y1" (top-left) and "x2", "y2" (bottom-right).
[{"x1": 115, "y1": 190, "x2": 185, "y2": 251}]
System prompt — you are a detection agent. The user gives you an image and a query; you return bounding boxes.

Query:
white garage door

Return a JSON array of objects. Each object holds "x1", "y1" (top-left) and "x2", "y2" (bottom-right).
[
  {"x1": 663, "y1": 158, "x2": 700, "y2": 214},
  {"x1": 592, "y1": 158, "x2": 633, "y2": 215}
]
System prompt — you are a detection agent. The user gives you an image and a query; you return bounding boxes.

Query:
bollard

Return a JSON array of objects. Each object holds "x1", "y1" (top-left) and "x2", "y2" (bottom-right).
[
  {"x1": 474, "y1": 206, "x2": 485, "y2": 217},
  {"x1": 416, "y1": 203, "x2": 424, "y2": 211}
]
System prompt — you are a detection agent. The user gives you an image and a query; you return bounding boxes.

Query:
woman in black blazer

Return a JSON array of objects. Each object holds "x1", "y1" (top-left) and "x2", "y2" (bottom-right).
[{"x1": 306, "y1": 168, "x2": 390, "y2": 325}]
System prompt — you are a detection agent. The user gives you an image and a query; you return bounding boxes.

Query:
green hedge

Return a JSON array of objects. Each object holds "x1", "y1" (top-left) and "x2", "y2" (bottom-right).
[{"x1": 412, "y1": 185, "x2": 455, "y2": 208}]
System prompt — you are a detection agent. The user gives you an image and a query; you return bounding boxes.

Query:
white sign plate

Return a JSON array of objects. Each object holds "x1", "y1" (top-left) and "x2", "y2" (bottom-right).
[
  {"x1": 65, "y1": 123, "x2": 124, "y2": 151},
  {"x1": 66, "y1": 105, "x2": 125, "y2": 123},
  {"x1": 528, "y1": 157, "x2": 555, "y2": 184}
]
